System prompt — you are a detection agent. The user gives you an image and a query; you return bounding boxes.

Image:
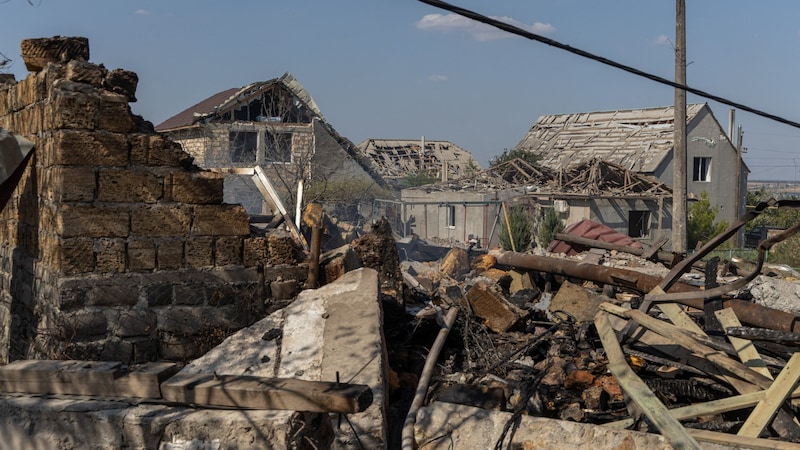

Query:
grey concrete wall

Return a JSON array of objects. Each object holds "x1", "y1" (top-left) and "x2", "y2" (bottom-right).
[
  {"x1": 653, "y1": 107, "x2": 746, "y2": 227},
  {"x1": 400, "y1": 189, "x2": 521, "y2": 247}
]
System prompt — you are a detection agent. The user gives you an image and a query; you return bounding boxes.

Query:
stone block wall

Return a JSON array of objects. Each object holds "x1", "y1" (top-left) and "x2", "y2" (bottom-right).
[{"x1": 0, "y1": 37, "x2": 306, "y2": 364}]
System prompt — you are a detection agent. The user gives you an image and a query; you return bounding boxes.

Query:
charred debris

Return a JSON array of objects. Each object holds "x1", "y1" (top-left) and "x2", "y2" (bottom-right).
[{"x1": 371, "y1": 199, "x2": 800, "y2": 449}]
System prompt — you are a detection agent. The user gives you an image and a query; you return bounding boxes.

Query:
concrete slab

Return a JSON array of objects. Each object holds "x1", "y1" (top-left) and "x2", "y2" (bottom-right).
[{"x1": 414, "y1": 402, "x2": 734, "y2": 450}]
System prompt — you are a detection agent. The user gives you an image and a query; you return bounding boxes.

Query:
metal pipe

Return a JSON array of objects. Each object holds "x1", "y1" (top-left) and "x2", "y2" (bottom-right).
[
  {"x1": 492, "y1": 250, "x2": 800, "y2": 332},
  {"x1": 401, "y1": 306, "x2": 459, "y2": 450}
]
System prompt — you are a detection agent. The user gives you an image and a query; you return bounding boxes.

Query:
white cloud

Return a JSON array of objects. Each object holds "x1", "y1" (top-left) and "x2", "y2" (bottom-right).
[
  {"x1": 428, "y1": 74, "x2": 448, "y2": 81},
  {"x1": 135, "y1": 9, "x2": 152, "y2": 16},
  {"x1": 416, "y1": 13, "x2": 555, "y2": 42},
  {"x1": 653, "y1": 34, "x2": 671, "y2": 45}
]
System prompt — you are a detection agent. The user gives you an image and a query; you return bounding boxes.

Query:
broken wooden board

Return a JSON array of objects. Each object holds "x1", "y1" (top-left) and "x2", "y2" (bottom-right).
[
  {"x1": 715, "y1": 307, "x2": 772, "y2": 379},
  {"x1": 738, "y1": 353, "x2": 800, "y2": 438},
  {"x1": 161, "y1": 374, "x2": 373, "y2": 414},
  {"x1": 595, "y1": 312, "x2": 701, "y2": 449},
  {"x1": 0, "y1": 360, "x2": 178, "y2": 399}
]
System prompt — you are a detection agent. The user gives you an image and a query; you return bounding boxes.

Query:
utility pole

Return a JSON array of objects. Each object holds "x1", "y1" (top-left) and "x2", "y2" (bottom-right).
[
  {"x1": 735, "y1": 125, "x2": 744, "y2": 246},
  {"x1": 672, "y1": 0, "x2": 688, "y2": 253}
]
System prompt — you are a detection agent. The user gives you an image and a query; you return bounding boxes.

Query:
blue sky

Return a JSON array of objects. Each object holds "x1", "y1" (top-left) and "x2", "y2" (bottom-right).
[{"x1": 2, "y1": 1, "x2": 800, "y2": 181}]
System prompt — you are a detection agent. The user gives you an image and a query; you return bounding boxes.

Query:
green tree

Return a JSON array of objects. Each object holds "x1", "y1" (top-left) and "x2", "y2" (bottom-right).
[
  {"x1": 499, "y1": 205, "x2": 533, "y2": 251},
  {"x1": 490, "y1": 148, "x2": 540, "y2": 168},
  {"x1": 688, "y1": 191, "x2": 728, "y2": 249},
  {"x1": 537, "y1": 207, "x2": 564, "y2": 249}
]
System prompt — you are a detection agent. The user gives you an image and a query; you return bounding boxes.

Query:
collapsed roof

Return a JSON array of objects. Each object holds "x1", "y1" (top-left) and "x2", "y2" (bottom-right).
[
  {"x1": 416, "y1": 157, "x2": 672, "y2": 198},
  {"x1": 358, "y1": 138, "x2": 480, "y2": 181},
  {"x1": 514, "y1": 103, "x2": 707, "y2": 173}
]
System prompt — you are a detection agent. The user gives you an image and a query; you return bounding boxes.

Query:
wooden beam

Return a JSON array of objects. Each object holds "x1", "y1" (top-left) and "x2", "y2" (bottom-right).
[
  {"x1": 253, "y1": 165, "x2": 308, "y2": 250},
  {"x1": 600, "y1": 302, "x2": 774, "y2": 390},
  {"x1": 689, "y1": 428, "x2": 800, "y2": 450},
  {"x1": 161, "y1": 374, "x2": 372, "y2": 414},
  {"x1": 715, "y1": 307, "x2": 772, "y2": 379},
  {"x1": 738, "y1": 353, "x2": 800, "y2": 438},
  {"x1": 594, "y1": 312, "x2": 701, "y2": 449},
  {"x1": 0, "y1": 360, "x2": 178, "y2": 399}
]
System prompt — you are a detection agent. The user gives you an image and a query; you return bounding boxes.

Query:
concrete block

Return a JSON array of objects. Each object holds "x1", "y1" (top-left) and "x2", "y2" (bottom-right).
[
  {"x1": 128, "y1": 238, "x2": 155, "y2": 271},
  {"x1": 415, "y1": 402, "x2": 675, "y2": 450},
  {"x1": 112, "y1": 309, "x2": 156, "y2": 338},
  {"x1": 169, "y1": 171, "x2": 224, "y2": 204},
  {"x1": 508, "y1": 268, "x2": 534, "y2": 294},
  {"x1": 51, "y1": 129, "x2": 128, "y2": 167},
  {"x1": 97, "y1": 91, "x2": 135, "y2": 133},
  {"x1": 471, "y1": 253, "x2": 496, "y2": 272},
  {"x1": 103, "y1": 68, "x2": 138, "y2": 102},
  {"x1": 0, "y1": 396, "x2": 328, "y2": 450},
  {"x1": 48, "y1": 84, "x2": 99, "y2": 130},
  {"x1": 173, "y1": 285, "x2": 206, "y2": 306},
  {"x1": 51, "y1": 166, "x2": 96, "y2": 202},
  {"x1": 267, "y1": 232, "x2": 301, "y2": 266},
  {"x1": 157, "y1": 239, "x2": 184, "y2": 270},
  {"x1": 549, "y1": 280, "x2": 607, "y2": 323},
  {"x1": 87, "y1": 283, "x2": 139, "y2": 307},
  {"x1": 20, "y1": 36, "x2": 89, "y2": 71},
  {"x1": 158, "y1": 307, "x2": 211, "y2": 335},
  {"x1": 131, "y1": 134, "x2": 192, "y2": 168},
  {"x1": 270, "y1": 280, "x2": 297, "y2": 300},
  {"x1": 59, "y1": 310, "x2": 107, "y2": 337},
  {"x1": 440, "y1": 247, "x2": 469, "y2": 279},
  {"x1": 130, "y1": 204, "x2": 191, "y2": 237},
  {"x1": 214, "y1": 236, "x2": 242, "y2": 266},
  {"x1": 57, "y1": 204, "x2": 129, "y2": 238},
  {"x1": 466, "y1": 281, "x2": 526, "y2": 333},
  {"x1": 58, "y1": 237, "x2": 95, "y2": 275},
  {"x1": 94, "y1": 238, "x2": 125, "y2": 273},
  {"x1": 320, "y1": 244, "x2": 361, "y2": 285},
  {"x1": 98, "y1": 169, "x2": 162, "y2": 203},
  {"x1": 184, "y1": 236, "x2": 214, "y2": 268},
  {"x1": 65, "y1": 60, "x2": 106, "y2": 86},
  {"x1": 191, "y1": 205, "x2": 250, "y2": 237},
  {"x1": 243, "y1": 237, "x2": 268, "y2": 267}
]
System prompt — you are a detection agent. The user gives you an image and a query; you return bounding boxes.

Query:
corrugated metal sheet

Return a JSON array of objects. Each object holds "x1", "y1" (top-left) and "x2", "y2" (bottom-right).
[
  {"x1": 548, "y1": 219, "x2": 643, "y2": 256},
  {"x1": 514, "y1": 103, "x2": 706, "y2": 173}
]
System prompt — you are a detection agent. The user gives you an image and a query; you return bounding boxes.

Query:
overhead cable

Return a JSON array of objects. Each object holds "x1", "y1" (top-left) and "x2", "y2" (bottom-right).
[{"x1": 417, "y1": 0, "x2": 800, "y2": 130}]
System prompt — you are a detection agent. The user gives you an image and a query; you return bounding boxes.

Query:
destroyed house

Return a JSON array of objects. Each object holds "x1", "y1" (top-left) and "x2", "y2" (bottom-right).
[
  {"x1": 156, "y1": 73, "x2": 387, "y2": 215},
  {"x1": 400, "y1": 158, "x2": 673, "y2": 248},
  {"x1": 358, "y1": 138, "x2": 480, "y2": 188},
  {"x1": 513, "y1": 103, "x2": 749, "y2": 228}
]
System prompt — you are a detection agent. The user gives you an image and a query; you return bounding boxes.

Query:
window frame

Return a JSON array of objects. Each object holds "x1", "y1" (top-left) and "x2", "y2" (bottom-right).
[
  {"x1": 693, "y1": 156, "x2": 712, "y2": 182},
  {"x1": 628, "y1": 210, "x2": 650, "y2": 238},
  {"x1": 446, "y1": 205, "x2": 456, "y2": 229}
]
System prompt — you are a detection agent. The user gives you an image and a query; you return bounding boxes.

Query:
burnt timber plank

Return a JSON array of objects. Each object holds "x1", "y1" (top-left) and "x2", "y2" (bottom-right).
[{"x1": 161, "y1": 374, "x2": 373, "y2": 413}]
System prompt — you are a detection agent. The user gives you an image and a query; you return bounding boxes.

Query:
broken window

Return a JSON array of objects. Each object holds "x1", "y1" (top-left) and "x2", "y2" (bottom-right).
[
  {"x1": 628, "y1": 210, "x2": 650, "y2": 238},
  {"x1": 693, "y1": 157, "x2": 711, "y2": 182},
  {"x1": 446, "y1": 205, "x2": 456, "y2": 228},
  {"x1": 264, "y1": 131, "x2": 292, "y2": 163},
  {"x1": 229, "y1": 131, "x2": 258, "y2": 163}
]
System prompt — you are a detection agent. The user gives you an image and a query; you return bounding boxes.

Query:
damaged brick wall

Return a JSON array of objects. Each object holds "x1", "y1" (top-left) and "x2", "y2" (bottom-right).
[{"x1": 0, "y1": 37, "x2": 306, "y2": 364}]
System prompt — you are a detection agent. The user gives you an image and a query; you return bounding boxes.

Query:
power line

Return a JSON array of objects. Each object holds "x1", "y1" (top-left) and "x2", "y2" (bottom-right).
[{"x1": 417, "y1": 0, "x2": 800, "y2": 130}]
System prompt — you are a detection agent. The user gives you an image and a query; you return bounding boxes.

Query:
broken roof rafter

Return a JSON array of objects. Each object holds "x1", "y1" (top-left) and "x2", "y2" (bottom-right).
[{"x1": 419, "y1": 157, "x2": 672, "y2": 198}]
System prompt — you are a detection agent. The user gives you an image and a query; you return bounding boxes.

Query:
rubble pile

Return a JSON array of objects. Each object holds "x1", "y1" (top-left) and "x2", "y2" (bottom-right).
[{"x1": 381, "y1": 230, "x2": 800, "y2": 449}]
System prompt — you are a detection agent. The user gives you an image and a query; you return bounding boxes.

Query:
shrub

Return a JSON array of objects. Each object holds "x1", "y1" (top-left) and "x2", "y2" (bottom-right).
[
  {"x1": 537, "y1": 207, "x2": 564, "y2": 249},
  {"x1": 688, "y1": 191, "x2": 729, "y2": 250},
  {"x1": 499, "y1": 205, "x2": 533, "y2": 251}
]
